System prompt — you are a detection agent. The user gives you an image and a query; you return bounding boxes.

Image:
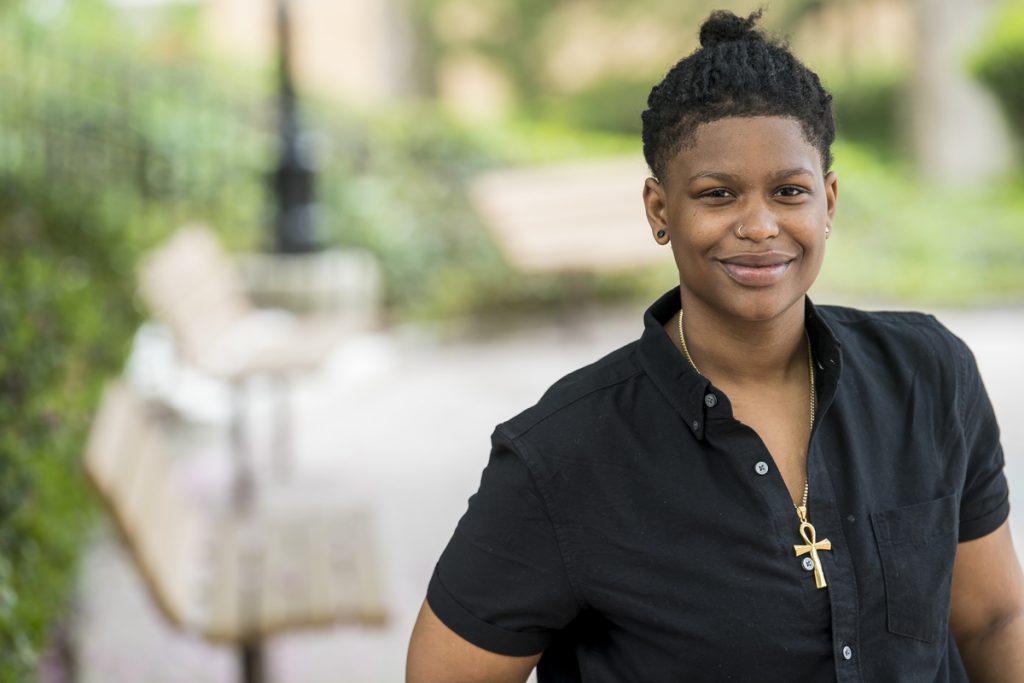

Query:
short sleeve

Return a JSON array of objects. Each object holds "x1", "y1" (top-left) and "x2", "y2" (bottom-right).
[
  {"x1": 427, "y1": 428, "x2": 580, "y2": 656},
  {"x1": 955, "y1": 341, "x2": 1011, "y2": 542}
]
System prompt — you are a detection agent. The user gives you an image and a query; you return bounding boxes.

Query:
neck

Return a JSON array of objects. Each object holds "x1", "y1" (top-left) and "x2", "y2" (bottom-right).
[{"x1": 668, "y1": 294, "x2": 809, "y2": 386}]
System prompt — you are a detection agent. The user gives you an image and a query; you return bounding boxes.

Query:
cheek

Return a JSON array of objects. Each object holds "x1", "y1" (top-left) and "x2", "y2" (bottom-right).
[
  {"x1": 673, "y1": 212, "x2": 726, "y2": 248},
  {"x1": 797, "y1": 210, "x2": 828, "y2": 246},
  {"x1": 803, "y1": 231, "x2": 828, "y2": 273}
]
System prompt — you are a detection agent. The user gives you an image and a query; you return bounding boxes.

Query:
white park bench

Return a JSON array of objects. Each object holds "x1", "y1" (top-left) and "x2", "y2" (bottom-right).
[
  {"x1": 136, "y1": 224, "x2": 373, "y2": 381},
  {"x1": 470, "y1": 157, "x2": 664, "y2": 273},
  {"x1": 135, "y1": 224, "x2": 378, "y2": 501},
  {"x1": 85, "y1": 381, "x2": 386, "y2": 683}
]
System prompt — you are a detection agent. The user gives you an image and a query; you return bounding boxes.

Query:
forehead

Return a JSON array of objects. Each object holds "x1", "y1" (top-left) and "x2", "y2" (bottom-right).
[{"x1": 671, "y1": 116, "x2": 821, "y2": 179}]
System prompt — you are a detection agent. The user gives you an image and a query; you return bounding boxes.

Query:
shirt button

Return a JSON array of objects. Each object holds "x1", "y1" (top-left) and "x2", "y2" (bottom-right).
[
  {"x1": 801, "y1": 557, "x2": 815, "y2": 572},
  {"x1": 704, "y1": 393, "x2": 718, "y2": 408},
  {"x1": 754, "y1": 461, "x2": 769, "y2": 475},
  {"x1": 692, "y1": 420, "x2": 700, "y2": 431},
  {"x1": 842, "y1": 645, "x2": 853, "y2": 660}
]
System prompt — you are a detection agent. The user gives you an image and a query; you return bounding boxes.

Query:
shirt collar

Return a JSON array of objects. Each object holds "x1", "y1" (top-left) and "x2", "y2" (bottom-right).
[{"x1": 637, "y1": 287, "x2": 842, "y2": 440}]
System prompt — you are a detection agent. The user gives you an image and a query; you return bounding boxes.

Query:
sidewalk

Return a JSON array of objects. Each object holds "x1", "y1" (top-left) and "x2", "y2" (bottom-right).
[{"x1": 72, "y1": 302, "x2": 1024, "y2": 683}]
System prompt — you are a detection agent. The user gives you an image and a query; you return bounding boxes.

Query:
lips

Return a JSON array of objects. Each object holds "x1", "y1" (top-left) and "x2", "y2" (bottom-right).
[{"x1": 718, "y1": 253, "x2": 796, "y2": 286}]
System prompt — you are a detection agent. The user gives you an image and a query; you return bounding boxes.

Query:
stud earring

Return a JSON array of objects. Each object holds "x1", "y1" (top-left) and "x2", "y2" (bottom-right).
[{"x1": 656, "y1": 230, "x2": 667, "y2": 239}]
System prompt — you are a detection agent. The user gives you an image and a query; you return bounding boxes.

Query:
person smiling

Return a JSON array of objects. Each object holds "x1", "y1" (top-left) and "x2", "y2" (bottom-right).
[{"x1": 407, "y1": 9, "x2": 1024, "y2": 683}]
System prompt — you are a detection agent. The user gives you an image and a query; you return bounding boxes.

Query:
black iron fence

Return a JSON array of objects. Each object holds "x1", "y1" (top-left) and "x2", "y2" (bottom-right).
[{"x1": 0, "y1": 18, "x2": 276, "y2": 245}]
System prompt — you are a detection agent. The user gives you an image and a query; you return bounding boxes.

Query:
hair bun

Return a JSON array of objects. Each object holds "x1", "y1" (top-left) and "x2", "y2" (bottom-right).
[{"x1": 699, "y1": 9, "x2": 764, "y2": 48}]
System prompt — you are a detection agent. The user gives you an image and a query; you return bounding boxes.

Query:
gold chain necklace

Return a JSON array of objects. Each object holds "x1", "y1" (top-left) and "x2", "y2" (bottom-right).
[{"x1": 677, "y1": 309, "x2": 831, "y2": 589}]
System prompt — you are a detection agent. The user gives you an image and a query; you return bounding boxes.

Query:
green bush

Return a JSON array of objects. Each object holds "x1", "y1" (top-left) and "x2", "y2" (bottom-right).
[
  {"x1": 818, "y1": 141, "x2": 1024, "y2": 304},
  {"x1": 0, "y1": 179, "x2": 141, "y2": 681},
  {"x1": 303, "y1": 102, "x2": 650, "y2": 319},
  {"x1": 828, "y1": 70, "x2": 907, "y2": 159},
  {"x1": 972, "y1": 0, "x2": 1024, "y2": 139},
  {"x1": 0, "y1": 12, "x2": 255, "y2": 680},
  {"x1": 540, "y1": 77, "x2": 654, "y2": 135}
]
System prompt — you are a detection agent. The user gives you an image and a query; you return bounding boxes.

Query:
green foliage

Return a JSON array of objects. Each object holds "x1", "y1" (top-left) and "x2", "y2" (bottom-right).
[
  {"x1": 312, "y1": 107, "x2": 646, "y2": 319},
  {"x1": 817, "y1": 141, "x2": 1024, "y2": 304},
  {"x1": 828, "y1": 70, "x2": 907, "y2": 160},
  {"x1": 0, "y1": 18, "x2": 272, "y2": 249},
  {"x1": 972, "y1": 0, "x2": 1024, "y2": 140},
  {"x1": 315, "y1": 106, "x2": 511, "y2": 316},
  {"x1": 0, "y1": 179, "x2": 140, "y2": 681},
  {"x1": 540, "y1": 77, "x2": 653, "y2": 135},
  {"x1": 457, "y1": 116, "x2": 636, "y2": 164},
  {"x1": 1, "y1": 4, "x2": 645, "y2": 324},
  {"x1": 0, "y1": 10, "x2": 240, "y2": 679}
]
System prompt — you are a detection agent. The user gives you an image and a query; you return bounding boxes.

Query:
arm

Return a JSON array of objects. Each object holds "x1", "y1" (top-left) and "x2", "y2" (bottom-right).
[
  {"x1": 408, "y1": 432, "x2": 577, "y2": 682},
  {"x1": 407, "y1": 600, "x2": 542, "y2": 683},
  {"x1": 949, "y1": 520, "x2": 1024, "y2": 682}
]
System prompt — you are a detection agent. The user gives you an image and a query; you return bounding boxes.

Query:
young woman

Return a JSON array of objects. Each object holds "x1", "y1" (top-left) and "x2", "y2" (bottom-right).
[{"x1": 407, "y1": 10, "x2": 1024, "y2": 682}]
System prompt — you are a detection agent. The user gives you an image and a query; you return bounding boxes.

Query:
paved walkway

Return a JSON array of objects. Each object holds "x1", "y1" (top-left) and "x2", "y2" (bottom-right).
[{"x1": 72, "y1": 302, "x2": 1024, "y2": 683}]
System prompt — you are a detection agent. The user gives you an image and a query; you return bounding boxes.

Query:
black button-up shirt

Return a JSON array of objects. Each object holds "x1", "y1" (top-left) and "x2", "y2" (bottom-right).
[{"x1": 427, "y1": 288, "x2": 1010, "y2": 682}]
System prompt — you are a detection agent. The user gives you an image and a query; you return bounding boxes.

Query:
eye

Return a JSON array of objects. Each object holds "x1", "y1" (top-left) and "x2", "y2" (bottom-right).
[
  {"x1": 697, "y1": 188, "x2": 735, "y2": 202},
  {"x1": 775, "y1": 186, "x2": 808, "y2": 198}
]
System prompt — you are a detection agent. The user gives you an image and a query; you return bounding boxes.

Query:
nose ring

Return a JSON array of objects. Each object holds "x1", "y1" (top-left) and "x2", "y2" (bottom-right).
[{"x1": 736, "y1": 223, "x2": 746, "y2": 239}]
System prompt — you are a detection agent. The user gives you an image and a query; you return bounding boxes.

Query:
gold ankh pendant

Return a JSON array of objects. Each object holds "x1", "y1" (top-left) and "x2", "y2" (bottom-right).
[{"x1": 793, "y1": 514, "x2": 831, "y2": 589}]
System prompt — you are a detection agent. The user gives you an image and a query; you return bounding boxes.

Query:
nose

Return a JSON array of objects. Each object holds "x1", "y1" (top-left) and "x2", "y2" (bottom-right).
[{"x1": 737, "y1": 202, "x2": 780, "y2": 241}]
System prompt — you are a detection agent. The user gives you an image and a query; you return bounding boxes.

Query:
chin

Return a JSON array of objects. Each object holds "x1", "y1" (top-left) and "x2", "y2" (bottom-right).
[{"x1": 724, "y1": 289, "x2": 806, "y2": 323}]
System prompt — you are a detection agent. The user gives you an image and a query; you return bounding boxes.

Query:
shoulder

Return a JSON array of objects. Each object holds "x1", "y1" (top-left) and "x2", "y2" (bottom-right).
[
  {"x1": 816, "y1": 304, "x2": 982, "y2": 412},
  {"x1": 817, "y1": 304, "x2": 970, "y2": 360},
  {"x1": 497, "y1": 340, "x2": 644, "y2": 442}
]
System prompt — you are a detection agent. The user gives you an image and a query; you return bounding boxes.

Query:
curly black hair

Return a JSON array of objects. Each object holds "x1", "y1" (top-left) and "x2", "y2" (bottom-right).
[{"x1": 641, "y1": 9, "x2": 835, "y2": 180}]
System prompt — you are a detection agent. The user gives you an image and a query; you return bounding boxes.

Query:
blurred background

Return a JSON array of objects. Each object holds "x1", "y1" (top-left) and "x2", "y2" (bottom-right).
[{"x1": 1, "y1": 0, "x2": 1022, "y2": 681}]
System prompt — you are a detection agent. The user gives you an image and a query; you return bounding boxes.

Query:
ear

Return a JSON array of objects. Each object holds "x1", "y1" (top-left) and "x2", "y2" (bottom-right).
[
  {"x1": 823, "y1": 171, "x2": 839, "y2": 235},
  {"x1": 643, "y1": 177, "x2": 671, "y2": 244}
]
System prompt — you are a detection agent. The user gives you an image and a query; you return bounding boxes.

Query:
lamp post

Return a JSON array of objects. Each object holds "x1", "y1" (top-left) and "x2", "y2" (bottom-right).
[{"x1": 270, "y1": 0, "x2": 320, "y2": 253}]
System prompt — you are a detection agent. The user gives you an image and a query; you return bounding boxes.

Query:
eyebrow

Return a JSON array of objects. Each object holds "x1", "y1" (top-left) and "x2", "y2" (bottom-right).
[{"x1": 688, "y1": 167, "x2": 817, "y2": 184}]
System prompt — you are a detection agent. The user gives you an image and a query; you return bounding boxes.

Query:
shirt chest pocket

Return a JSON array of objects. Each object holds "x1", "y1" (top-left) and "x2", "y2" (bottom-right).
[{"x1": 870, "y1": 494, "x2": 959, "y2": 643}]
